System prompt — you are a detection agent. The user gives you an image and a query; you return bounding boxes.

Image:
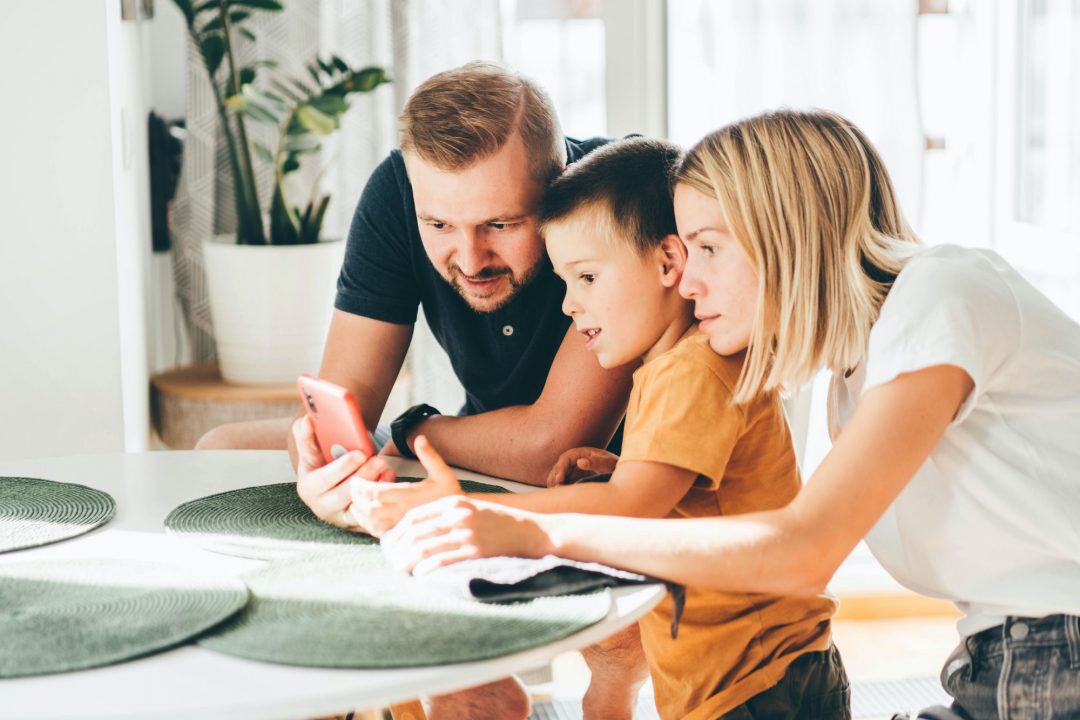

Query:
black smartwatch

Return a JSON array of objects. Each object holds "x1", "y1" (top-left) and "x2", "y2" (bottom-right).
[{"x1": 390, "y1": 403, "x2": 441, "y2": 459}]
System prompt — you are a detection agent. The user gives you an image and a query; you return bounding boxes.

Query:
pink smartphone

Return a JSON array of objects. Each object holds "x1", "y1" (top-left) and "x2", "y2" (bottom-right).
[{"x1": 297, "y1": 374, "x2": 376, "y2": 464}]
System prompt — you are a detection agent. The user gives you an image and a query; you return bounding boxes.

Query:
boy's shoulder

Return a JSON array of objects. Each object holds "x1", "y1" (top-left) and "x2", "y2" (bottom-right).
[{"x1": 636, "y1": 330, "x2": 745, "y2": 393}]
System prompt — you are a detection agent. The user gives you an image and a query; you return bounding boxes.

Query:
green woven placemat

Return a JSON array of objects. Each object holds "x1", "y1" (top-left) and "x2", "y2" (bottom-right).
[
  {"x1": 0, "y1": 477, "x2": 115, "y2": 554},
  {"x1": 199, "y1": 548, "x2": 611, "y2": 668},
  {"x1": 0, "y1": 559, "x2": 248, "y2": 678},
  {"x1": 164, "y1": 479, "x2": 508, "y2": 560}
]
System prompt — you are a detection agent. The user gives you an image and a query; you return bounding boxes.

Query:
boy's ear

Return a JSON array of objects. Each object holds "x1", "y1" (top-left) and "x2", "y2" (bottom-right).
[{"x1": 658, "y1": 234, "x2": 687, "y2": 288}]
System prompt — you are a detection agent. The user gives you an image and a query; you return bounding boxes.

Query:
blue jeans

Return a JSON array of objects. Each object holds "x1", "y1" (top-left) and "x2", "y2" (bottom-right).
[{"x1": 936, "y1": 614, "x2": 1080, "y2": 719}]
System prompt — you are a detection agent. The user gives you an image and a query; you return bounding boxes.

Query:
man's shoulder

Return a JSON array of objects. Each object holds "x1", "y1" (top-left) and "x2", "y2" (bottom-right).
[{"x1": 565, "y1": 135, "x2": 619, "y2": 163}]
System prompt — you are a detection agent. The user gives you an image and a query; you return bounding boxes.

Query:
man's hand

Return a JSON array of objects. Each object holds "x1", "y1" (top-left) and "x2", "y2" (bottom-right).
[
  {"x1": 546, "y1": 446, "x2": 620, "y2": 487},
  {"x1": 379, "y1": 438, "x2": 403, "y2": 457},
  {"x1": 293, "y1": 415, "x2": 370, "y2": 529},
  {"x1": 381, "y1": 437, "x2": 552, "y2": 573},
  {"x1": 348, "y1": 436, "x2": 461, "y2": 536}
]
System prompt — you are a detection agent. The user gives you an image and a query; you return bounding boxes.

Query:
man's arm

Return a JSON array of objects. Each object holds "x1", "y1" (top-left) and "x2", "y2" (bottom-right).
[
  {"x1": 288, "y1": 309, "x2": 413, "y2": 470},
  {"x1": 398, "y1": 325, "x2": 634, "y2": 485}
]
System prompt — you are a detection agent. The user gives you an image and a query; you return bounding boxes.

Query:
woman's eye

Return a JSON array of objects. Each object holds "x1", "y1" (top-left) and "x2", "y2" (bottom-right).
[
  {"x1": 700, "y1": 244, "x2": 717, "y2": 257},
  {"x1": 580, "y1": 273, "x2": 596, "y2": 285}
]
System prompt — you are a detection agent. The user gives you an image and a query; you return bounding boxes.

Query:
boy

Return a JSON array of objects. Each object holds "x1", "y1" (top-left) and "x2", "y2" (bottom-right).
[{"x1": 345, "y1": 138, "x2": 847, "y2": 719}]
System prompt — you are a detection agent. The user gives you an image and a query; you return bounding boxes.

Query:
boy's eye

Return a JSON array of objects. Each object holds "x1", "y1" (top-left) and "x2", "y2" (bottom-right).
[{"x1": 579, "y1": 273, "x2": 596, "y2": 285}]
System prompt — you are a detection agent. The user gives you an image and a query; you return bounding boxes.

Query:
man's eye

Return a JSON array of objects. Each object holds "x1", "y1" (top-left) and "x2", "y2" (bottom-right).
[
  {"x1": 430, "y1": 222, "x2": 448, "y2": 231},
  {"x1": 489, "y1": 222, "x2": 512, "y2": 231}
]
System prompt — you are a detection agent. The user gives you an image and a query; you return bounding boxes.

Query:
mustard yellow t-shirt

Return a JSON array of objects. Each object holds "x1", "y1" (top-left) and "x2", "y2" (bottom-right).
[{"x1": 620, "y1": 330, "x2": 838, "y2": 720}]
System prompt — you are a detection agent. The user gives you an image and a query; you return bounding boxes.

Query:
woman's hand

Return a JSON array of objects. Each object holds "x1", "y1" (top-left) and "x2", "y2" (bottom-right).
[
  {"x1": 381, "y1": 437, "x2": 553, "y2": 574},
  {"x1": 546, "y1": 446, "x2": 619, "y2": 487}
]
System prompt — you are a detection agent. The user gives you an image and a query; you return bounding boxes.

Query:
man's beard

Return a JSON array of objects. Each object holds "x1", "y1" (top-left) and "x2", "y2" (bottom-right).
[{"x1": 446, "y1": 262, "x2": 539, "y2": 313}]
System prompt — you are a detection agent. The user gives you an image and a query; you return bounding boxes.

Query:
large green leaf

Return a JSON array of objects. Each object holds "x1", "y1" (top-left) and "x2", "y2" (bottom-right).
[
  {"x1": 229, "y1": 0, "x2": 284, "y2": 9},
  {"x1": 308, "y1": 93, "x2": 349, "y2": 116},
  {"x1": 202, "y1": 10, "x2": 250, "y2": 31},
  {"x1": 200, "y1": 34, "x2": 226, "y2": 76},
  {"x1": 283, "y1": 133, "x2": 321, "y2": 153},
  {"x1": 173, "y1": 0, "x2": 196, "y2": 23},
  {"x1": 296, "y1": 105, "x2": 337, "y2": 135},
  {"x1": 346, "y1": 67, "x2": 390, "y2": 93}
]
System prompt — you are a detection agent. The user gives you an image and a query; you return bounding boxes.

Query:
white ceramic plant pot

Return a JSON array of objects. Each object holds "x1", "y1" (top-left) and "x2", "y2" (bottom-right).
[{"x1": 202, "y1": 236, "x2": 345, "y2": 385}]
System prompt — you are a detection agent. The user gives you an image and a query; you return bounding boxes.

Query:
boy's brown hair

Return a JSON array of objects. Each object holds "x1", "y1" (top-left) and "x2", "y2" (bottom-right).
[
  {"x1": 539, "y1": 137, "x2": 682, "y2": 254},
  {"x1": 399, "y1": 61, "x2": 565, "y2": 185}
]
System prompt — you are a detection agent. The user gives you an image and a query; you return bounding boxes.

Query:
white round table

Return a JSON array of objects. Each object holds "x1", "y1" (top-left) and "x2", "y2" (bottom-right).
[{"x1": 0, "y1": 451, "x2": 664, "y2": 720}]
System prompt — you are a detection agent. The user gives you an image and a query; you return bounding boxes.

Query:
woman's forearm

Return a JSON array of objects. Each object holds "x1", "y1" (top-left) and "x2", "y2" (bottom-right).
[{"x1": 540, "y1": 507, "x2": 835, "y2": 596}]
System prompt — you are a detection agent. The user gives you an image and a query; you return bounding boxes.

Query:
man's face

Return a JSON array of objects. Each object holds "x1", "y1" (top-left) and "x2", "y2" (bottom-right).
[{"x1": 406, "y1": 133, "x2": 548, "y2": 313}]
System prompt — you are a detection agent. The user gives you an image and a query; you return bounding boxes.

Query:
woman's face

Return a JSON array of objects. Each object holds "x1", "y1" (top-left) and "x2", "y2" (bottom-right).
[{"x1": 674, "y1": 183, "x2": 759, "y2": 356}]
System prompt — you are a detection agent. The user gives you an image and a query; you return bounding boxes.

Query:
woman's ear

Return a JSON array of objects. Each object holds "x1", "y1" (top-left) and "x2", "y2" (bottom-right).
[{"x1": 658, "y1": 234, "x2": 687, "y2": 288}]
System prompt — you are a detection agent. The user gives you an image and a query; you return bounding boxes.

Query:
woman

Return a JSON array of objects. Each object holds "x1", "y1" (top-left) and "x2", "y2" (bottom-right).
[{"x1": 385, "y1": 110, "x2": 1080, "y2": 719}]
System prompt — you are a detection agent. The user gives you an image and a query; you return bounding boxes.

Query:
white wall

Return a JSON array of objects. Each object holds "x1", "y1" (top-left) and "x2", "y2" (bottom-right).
[{"x1": 0, "y1": 1, "x2": 149, "y2": 460}]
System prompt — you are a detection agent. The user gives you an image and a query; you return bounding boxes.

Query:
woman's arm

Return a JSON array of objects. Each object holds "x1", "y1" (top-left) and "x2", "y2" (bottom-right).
[{"x1": 385, "y1": 365, "x2": 973, "y2": 596}]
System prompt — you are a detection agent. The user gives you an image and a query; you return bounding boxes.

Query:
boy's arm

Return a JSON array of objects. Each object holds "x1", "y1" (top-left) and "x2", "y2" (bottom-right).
[
  {"x1": 470, "y1": 460, "x2": 697, "y2": 518},
  {"x1": 347, "y1": 447, "x2": 698, "y2": 535},
  {"x1": 391, "y1": 325, "x2": 635, "y2": 485}
]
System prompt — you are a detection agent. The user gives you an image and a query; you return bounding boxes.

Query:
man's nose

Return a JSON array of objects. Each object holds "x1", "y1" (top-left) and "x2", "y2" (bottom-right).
[{"x1": 454, "y1": 229, "x2": 490, "y2": 276}]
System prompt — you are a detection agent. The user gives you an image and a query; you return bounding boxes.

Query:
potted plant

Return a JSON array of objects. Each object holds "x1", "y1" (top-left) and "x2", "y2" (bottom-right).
[{"x1": 172, "y1": 0, "x2": 390, "y2": 383}]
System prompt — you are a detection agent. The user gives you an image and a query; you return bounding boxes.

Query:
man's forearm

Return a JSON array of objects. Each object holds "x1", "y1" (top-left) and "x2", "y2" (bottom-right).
[{"x1": 407, "y1": 408, "x2": 613, "y2": 485}]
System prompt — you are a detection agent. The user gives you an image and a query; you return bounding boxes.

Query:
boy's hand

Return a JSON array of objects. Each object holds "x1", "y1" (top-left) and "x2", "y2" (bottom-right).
[
  {"x1": 546, "y1": 447, "x2": 620, "y2": 487},
  {"x1": 293, "y1": 415, "x2": 370, "y2": 530},
  {"x1": 348, "y1": 436, "x2": 461, "y2": 536}
]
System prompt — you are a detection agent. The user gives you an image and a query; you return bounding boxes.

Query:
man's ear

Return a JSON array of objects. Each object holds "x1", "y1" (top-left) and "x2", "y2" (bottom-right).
[{"x1": 658, "y1": 234, "x2": 687, "y2": 288}]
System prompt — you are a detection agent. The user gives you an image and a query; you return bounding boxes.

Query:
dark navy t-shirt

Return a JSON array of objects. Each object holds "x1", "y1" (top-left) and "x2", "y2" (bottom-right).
[{"x1": 334, "y1": 137, "x2": 611, "y2": 416}]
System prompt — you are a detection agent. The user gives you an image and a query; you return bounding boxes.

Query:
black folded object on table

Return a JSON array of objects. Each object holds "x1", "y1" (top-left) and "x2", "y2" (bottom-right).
[{"x1": 421, "y1": 554, "x2": 686, "y2": 639}]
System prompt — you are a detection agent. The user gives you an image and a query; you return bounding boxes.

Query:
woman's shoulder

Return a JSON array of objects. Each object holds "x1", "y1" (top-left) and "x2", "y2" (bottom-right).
[{"x1": 880, "y1": 244, "x2": 1019, "y2": 326}]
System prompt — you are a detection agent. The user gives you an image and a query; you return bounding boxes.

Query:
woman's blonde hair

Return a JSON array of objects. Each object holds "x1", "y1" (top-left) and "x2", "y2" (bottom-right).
[{"x1": 675, "y1": 109, "x2": 921, "y2": 403}]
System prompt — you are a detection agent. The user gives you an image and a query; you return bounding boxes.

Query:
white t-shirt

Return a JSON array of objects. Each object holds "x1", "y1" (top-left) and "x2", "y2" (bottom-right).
[{"x1": 828, "y1": 244, "x2": 1080, "y2": 637}]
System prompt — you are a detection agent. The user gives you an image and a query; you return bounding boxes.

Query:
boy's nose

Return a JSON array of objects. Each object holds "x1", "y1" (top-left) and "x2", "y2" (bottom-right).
[{"x1": 561, "y1": 293, "x2": 580, "y2": 316}]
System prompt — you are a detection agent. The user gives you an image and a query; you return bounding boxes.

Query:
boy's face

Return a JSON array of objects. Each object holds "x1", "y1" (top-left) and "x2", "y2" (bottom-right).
[
  {"x1": 546, "y1": 209, "x2": 681, "y2": 368},
  {"x1": 406, "y1": 132, "x2": 546, "y2": 313},
  {"x1": 674, "y1": 183, "x2": 759, "y2": 356}
]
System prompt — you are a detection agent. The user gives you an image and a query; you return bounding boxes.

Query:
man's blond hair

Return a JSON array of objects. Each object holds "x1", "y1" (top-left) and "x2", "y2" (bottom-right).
[
  {"x1": 399, "y1": 61, "x2": 565, "y2": 185},
  {"x1": 676, "y1": 109, "x2": 921, "y2": 404}
]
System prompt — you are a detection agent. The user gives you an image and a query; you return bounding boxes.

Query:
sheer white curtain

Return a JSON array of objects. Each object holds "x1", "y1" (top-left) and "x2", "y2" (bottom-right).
[
  {"x1": 668, "y1": 0, "x2": 923, "y2": 225},
  {"x1": 666, "y1": 0, "x2": 924, "y2": 476}
]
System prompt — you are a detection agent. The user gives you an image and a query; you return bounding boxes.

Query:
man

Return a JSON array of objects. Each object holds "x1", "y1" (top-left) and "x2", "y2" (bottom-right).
[{"x1": 199, "y1": 62, "x2": 634, "y2": 719}]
